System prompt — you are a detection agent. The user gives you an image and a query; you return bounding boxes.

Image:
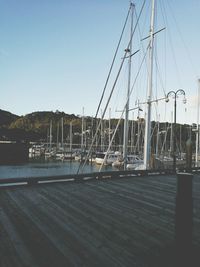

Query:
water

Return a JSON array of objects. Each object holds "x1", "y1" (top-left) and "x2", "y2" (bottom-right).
[{"x1": 0, "y1": 159, "x2": 113, "y2": 179}]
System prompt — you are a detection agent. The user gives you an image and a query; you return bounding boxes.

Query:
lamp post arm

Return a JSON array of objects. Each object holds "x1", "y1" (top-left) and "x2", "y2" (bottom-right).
[
  {"x1": 166, "y1": 91, "x2": 176, "y2": 98},
  {"x1": 176, "y1": 89, "x2": 186, "y2": 96},
  {"x1": 166, "y1": 89, "x2": 186, "y2": 172}
]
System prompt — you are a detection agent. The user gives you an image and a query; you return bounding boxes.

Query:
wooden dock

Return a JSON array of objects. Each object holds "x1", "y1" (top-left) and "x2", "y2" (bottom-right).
[{"x1": 0, "y1": 173, "x2": 200, "y2": 266}]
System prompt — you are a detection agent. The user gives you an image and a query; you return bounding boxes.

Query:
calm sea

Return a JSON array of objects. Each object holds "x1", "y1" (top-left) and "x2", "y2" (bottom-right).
[{"x1": 0, "y1": 159, "x2": 113, "y2": 179}]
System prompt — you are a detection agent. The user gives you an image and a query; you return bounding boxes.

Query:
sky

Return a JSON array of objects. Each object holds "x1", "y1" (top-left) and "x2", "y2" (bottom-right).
[{"x1": 0, "y1": 0, "x2": 200, "y2": 125}]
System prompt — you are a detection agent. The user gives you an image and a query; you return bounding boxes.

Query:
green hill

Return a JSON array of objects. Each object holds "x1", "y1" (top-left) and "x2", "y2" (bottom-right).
[
  {"x1": 0, "y1": 109, "x2": 194, "y2": 154},
  {"x1": 0, "y1": 109, "x2": 19, "y2": 127},
  {"x1": 0, "y1": 110, "x2": 82, "y2": 142}
]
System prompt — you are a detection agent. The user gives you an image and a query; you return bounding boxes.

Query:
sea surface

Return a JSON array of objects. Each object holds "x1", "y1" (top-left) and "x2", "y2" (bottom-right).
[{"x1": 0, "y1": 159, "x2": 113, "y2": 179}]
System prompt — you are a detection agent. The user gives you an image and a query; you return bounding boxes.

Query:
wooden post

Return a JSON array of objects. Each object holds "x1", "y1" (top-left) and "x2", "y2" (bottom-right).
[
  {"x1": 186, "y1": 139, "x2": 192, "y2": 170},
  {"x1": 175, "y1": 172, "x2": 193, "y2": 266}
]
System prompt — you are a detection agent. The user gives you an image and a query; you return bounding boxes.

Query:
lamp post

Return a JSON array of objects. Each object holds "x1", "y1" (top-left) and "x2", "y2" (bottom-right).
[{"x1": 166, "y1": 89, "x2": 186, "y2": 171}]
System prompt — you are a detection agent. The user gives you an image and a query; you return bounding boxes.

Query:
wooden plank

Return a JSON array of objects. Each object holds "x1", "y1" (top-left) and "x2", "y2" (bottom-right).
[{"x1": 0, "y1": 174, "x2": 200, "y2": 266}]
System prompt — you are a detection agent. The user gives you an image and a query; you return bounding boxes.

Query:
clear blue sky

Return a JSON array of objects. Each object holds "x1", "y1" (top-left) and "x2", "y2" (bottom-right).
[{"x1": 0, "y1": 0, "x2": 199, "y2": 124}]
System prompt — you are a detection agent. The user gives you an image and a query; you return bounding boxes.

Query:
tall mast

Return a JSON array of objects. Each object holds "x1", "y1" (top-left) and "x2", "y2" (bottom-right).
[
  {"x1": 195, "y1": 79, "x2": 200, "y2": 165},
  {"x1": 143, "y1": 0, "x2": 155, "y2": 169},
  {"x1": 61, "y1": 117, "x2": 64, "y2": 149},
  {"x1": 56, "y1": 121, "x2": 59, "y2": 149},
  {"x1": 100, "y1": 109, "x2": 104, "y2": 151},
  {"x1": 123, "y1": 2, "x2": 134, "y2": 169},
  {"x1": 170, "y1": 111, "x2": 173, "y2": 155},
  {"x1": 156, "y1": 114, "x2": 160, "y2": 158},
  {"x1": 81, "y1": 107, "x2": 84, "y2": 150},
  {"x1": 49, "y1": 120, "x2": 52, "y2": 150},
  {"x1": 109, "y1": 108, "x2": 111, "y2": 147},
  {"x1": 70, "y1": 121, "x2": 73, "y2": 152},
  {"x1": 130, "y1": 112, "x2": 134, "y2": 153}
]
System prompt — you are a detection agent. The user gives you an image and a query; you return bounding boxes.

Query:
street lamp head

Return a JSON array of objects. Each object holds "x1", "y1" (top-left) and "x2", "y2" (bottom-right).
[
  {"x1": 183, "y1": 97, "x2": 187, "y2": 104},
  {"x1": 165, "y1": 97, "x2": 169, "y2": 103}
]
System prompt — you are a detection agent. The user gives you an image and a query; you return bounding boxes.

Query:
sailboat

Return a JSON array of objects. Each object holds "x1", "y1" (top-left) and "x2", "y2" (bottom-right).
[
  {"x1": 45, "y1": 120, "x2": 55, "y2": 159},
  {"x1": 77, "y1": 0, "x2": 160, "y2": 173},
  {"x1": 113, "y1": 0, "x2": 155, "y2": 171},
  {"x1": 141, "y1": 0, "x2": 155, "y2": 170}
]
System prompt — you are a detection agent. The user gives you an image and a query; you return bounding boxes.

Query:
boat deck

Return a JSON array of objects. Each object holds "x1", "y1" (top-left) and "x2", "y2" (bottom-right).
[{"x1": 0, "y1": 174, "x2": 200, "y2": 267}]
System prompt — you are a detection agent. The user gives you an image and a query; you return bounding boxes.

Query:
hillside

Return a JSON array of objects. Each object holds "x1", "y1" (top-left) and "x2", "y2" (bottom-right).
[
  {"x1": 0, "y1": 110, "x2": 84, "y2": 142},
  {"x1": 0, "y1": 109, "x2": 123, "y2": 144},
  {"x1": 0, "y1": 109, "x2": 195, "y2": 154},
  {"x1": 0, "y1": 109, "x2": 19, "y2": 127}
]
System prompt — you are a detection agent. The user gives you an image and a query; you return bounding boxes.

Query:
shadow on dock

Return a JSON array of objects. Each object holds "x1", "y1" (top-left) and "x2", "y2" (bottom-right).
[{"x1": 0, "y1": 172, "x2": 200, "y2": 267}]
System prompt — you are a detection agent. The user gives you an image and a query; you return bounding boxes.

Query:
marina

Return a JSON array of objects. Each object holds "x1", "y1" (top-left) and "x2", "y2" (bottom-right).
[{"x1": 1, "y1": 0, "x2": 200, "y2": 266}]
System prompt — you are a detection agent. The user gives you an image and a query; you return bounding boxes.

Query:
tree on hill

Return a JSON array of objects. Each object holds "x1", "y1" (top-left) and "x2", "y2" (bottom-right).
[{"x1": 0, "y1": 109, "x2": 19, "y2": 127}]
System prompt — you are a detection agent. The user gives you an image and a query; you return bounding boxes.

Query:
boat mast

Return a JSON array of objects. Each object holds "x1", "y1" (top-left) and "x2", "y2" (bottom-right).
[
  {"x1": 195, "y1": 79, "x2": 200, "y2": 166},
  {"x1": 101, "y1": 109, "x2": 104, "y2": 151},
  {"x1": 56, "y1": 121, "x2": 59, "y2": 149},
  {"x1": 70, "y1": 121, "x2": 73, "y2": 152},
  {"x1": 123, "y1": 2, "x2": 134, "y2": 169},
  {"x1": 170, "y1": 111, "x2": 173, "y2": 156},
  {"x1": 130, "y1": 112, "x2": 134, "y2": 153},
  {"x1": 156, "y1": 114, "x2": 160, "y2": 158},
  {"x1": 109, "y1": 108, "x2": 111, "y2": 148},
  {"x1": 81, "y1": 107, "x2": 84, "y2": 150},
  {"x1": 49, "y1": 120, "x2": 52, "y2": 151},
  {"x1": 143, "y1": 0, "x2": 155, "y2": 169},
  {"x1": 61, "y1": 117, "x2": 64, "y2": 149}
]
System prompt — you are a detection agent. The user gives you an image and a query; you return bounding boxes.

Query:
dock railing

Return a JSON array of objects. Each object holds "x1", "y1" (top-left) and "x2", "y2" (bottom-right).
[{"x1": 0, "y1": 166, "x2": 199, "y2": 188}]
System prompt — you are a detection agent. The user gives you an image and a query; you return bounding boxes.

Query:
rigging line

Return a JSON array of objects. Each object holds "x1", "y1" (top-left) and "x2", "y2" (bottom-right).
[
  {"x1": 128, "y1": 9, "x2": 151, "y2": 101},
  {"x1": 154, "y1": 54, "x2": 166, "y2": 95},
  {"x1": 153, "y1": 33, "x2": 167, "y2": 100},
  {"x1": 141, "y1": 47, "x2": 166, "y2": 124},
  {"x1": 159, "y1": 0, "x2": 167, "y2": 93},
  {"x1": 77, "y1": 0, "x2": 147, "y2": 174},
  {"x1": 77, "y1": 47, "x2": 127, "y2": 174},
  {"x1": 95, "y1": 0, "x2": 147, "y2": 120},
  {"x1": 164, "y1": 95, "x2": 167, "y2": 121},
  {"x1": 154, "y1": 0, "x2": 158, "y2": 101},
  {"x1": 160, "y1": 123, "x2": 170, "y2": 154},
  {"x1": 159, "y1": 12, "x2": 168, "y2": 126},
  {"x1": 95, "y1": 4, "x2": 131, "y2": 120},
  {"x1": 129, "y1": 45, "x2": 149, "y2": 107},
  {"x1": 151, "y1": 0, "x2": 158, "y2": 119},
  {"x1": 160, "y1": 0, "x2": 183, "y2": 88},
  {"x1": 136, "y1": 7, "x2": 161, "y2": 105},
  {"x1": 150, "y1": 120, "x2": 157, "y2": 140},
  {"x1": 154, "y1": 29, "x2": 158, "y2": 101},
  {"x1": 76, "y1": 6, "x2": 131, "y2": 174},
  {"x1": 138, "y1": 2, "x2": 166, "y2": 100},
  {"x1": 167, "y1": 0, "x2": 198, "y2": 78},
  {"x1": 126, "y1": 0, "x2": 147, "y2": 53},
  {"x1": 137, "y1": 0, "x2": 151, "y2": 40},
  {"x1": 98, "y1": 107, "x2": 125, "y2": 172},
  {"x1": 85, "y1": 42, "x2": 148, "y2": 173},
  {"x1": 135, "y1": 9, "x2": 149, "y2": 78},
  {"x1": 78, "y1": 48, "x2": 129, "y2": 174},
  {"x1": 98, "y1": 47, "x2": 149, "y2": 171}
]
